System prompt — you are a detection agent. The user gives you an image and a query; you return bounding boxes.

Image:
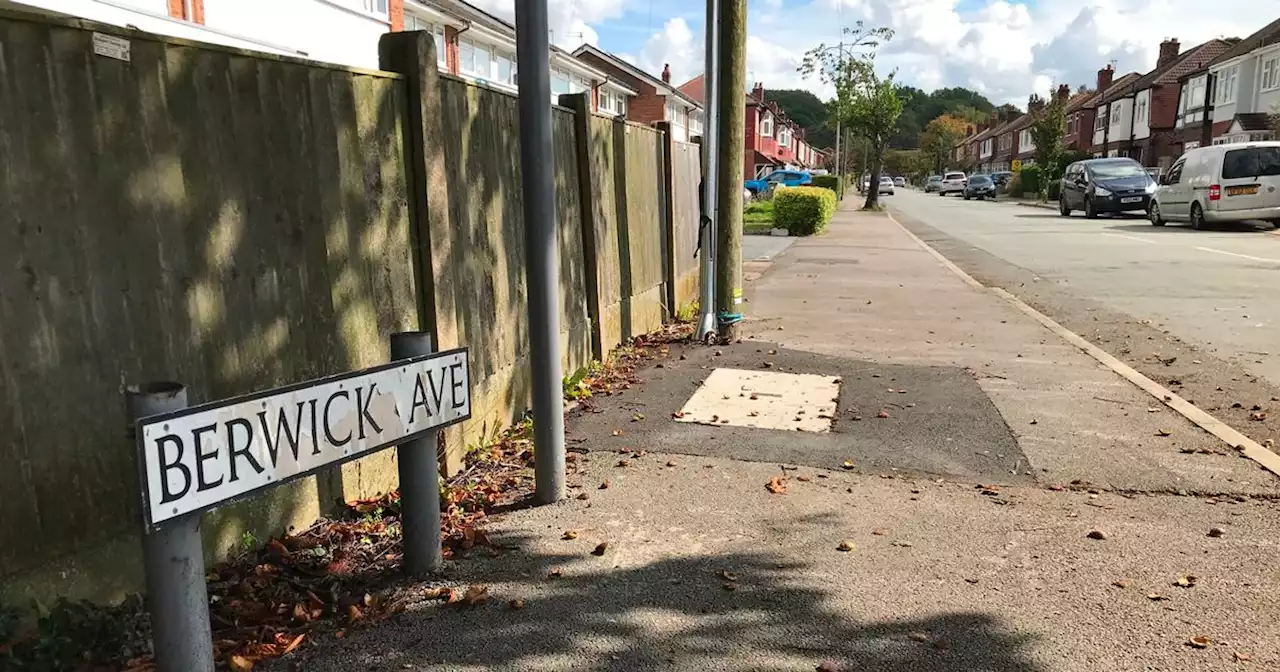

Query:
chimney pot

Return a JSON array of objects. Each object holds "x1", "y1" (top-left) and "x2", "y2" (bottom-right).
[
  {"x1": 1157, "y1": 38, "x2": 1181, "y2": 69},
  {"x1": 661, "y1": 63, "x2": 671, "y2": 83},
  {"x1": 1097, "y1": 65, "x2": 1114, "y2": 93}
]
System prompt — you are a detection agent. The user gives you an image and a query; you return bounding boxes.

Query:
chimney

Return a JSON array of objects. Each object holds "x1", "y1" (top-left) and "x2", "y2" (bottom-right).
[
  {"x1": 1057, "y1": 84, "x2": 1070, "y2": 102},
  {"x1": 1096, "y1": 64, "x2": 1114, "y2": 94},
  {"x1": 661, "y1": 63, "x2": 671, "y2": 83},
  {"x1": 752, "y1": 82, "x2": 764, "y2": 101},
  {"x1": 1028, "y1": 95, "x2": 1044, "y2": 114},
  {"x1": 1157, "y1": 38, "x2": 1181, "y2": 70}
]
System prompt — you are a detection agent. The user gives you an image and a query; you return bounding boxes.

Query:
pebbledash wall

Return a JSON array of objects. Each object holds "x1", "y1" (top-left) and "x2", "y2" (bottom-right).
[{"x1": 0, "y1": 9, "x2": 701, "y2": 604}]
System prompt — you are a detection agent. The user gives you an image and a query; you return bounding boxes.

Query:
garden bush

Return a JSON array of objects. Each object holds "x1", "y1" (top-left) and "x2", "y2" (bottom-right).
[
  {"x1": 1018, "y1": 166, "x2": 1042, "y2": 196},
  {"x1": 773, "y1": 186, "x2": 837, "y2": 236},
  {"x1": 811, "y1": 174, "x2": 843, "y2": 200}
]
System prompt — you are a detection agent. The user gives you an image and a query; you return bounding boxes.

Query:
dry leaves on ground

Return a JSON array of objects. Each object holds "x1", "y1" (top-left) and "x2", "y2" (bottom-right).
[{"x1": 766, "y1": 477, "x2": 788, "y2": 494}]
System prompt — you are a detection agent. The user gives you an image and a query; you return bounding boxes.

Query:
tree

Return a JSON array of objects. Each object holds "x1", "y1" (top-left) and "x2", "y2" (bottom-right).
[
  {"x1": 1028, "y1": 90, "x2": 1067, "y2": 202},
  {"x1": 920, "y1": 114, "x2": 970, "y2": 174},
  {"x1": 846, "y1": 68, "x2": 905, "y2": 210},
  {"x1": 765, "y1": 89, "x2": 834, "y2": 148}
]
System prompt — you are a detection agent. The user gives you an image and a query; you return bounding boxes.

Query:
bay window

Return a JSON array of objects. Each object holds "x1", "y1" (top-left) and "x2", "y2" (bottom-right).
[{"x1": 1214, "y1": 65, "x2": 1238, "y2": 104}]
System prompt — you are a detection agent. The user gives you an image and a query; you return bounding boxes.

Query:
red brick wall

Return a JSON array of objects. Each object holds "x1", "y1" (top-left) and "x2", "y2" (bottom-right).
[
  {"x1": 167, "y1": 0, "x2": 203, "y2": 22},
  {"x1": 625, "y1": 84, "x2": 666, "y2": 125},
  {"x1": 389, "y1": 0, "x2": 404, "y2": 31},
  {"x1": 1147, "y1": 84, "x2": 1179, "y2": 129},
  {"x1": 443, "y1": 26, "x2": 460, "y2": 75},
  {"x1": 743, "y1": 106, "x2": 758, "y2": 180}
]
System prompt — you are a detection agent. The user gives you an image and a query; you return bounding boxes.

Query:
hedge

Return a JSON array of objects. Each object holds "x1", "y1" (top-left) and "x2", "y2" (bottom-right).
[
  {"x1": 810, "y1": 175, "x2": 843, "y2": 200},
  {"x1": 1018, "y1": 165, "x2": 1042, "y2": 196},
  {"x1": 774, "y1": 186, "x2": 837, "y2": 236}
]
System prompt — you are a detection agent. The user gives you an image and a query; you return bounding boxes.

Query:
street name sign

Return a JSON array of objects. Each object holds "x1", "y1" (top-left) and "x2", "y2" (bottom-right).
[{"x1": 135, "y1": 348, "x2": 470, "y2": 530}]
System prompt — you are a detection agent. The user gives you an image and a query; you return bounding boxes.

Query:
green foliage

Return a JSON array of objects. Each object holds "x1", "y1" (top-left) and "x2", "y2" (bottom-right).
[
  {"x1": 810, "y1": 174, "x2": 843, "y2": 199},
  {"x1": 563, "y1": 362, "x2": 602, "y2": 401},
  {"x1": 744, "y1": 200, "x2": 775, "y2": 222},
  {"x1": 764, "y1": 89, "x2": 834, "y2": 149},
  {"x1": 1047, "y1": 180, "x2": 1061, "y2": 201},
  {"x1": 847, "y1": 73, "x2": 904, "y2": 210},
  {"x1": 1006, "y1": 172, "x2": 1021, "y2": 197},
  {"x1": 1029, "y1": 92, "x2": 1067, "y2": 201},
  {"x1": 1018, "y1": 166, "x2": 1042, "y2": 196},
  {"x1": 890, "y1": 86, "x2": 995, "y2": 149},
  {"x1": 675, "y1": 301, "x2": 698, "y2": 323},
  {"x1": 773, "y1": 186, "x2": 837, "y2": 236}
]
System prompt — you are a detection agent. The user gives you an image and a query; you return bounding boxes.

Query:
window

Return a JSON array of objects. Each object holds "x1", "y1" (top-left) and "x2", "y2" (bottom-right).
[
  {"x1": 779, "y1": 127, "x2": 791, "y2": 147},
  {"x1": 1020, "y1": 129, "x2": 1033, "y2": 150},
  {"x1": 1188, "y1": 75, "x2": 1206, "y2": 109},
  {"x1": 689, "y1": 110, "x2": 703, "y2": 136},
  {"x1": 666, "y1": 100, "x2": 682, "y2": 125},
  {"x1": 1110, "y1": 105, "x2": 1121, "y2": 127},
  {"x1": 760, "y1": 114, "x2": 774, "y2": 137},
  {"x1": 551, "y1": 69, "x2": 571, "y2": 95},
  {"x1": 459, "y1": 39, "x2": 493, "y2": 79},
  {"x1": 495, "y1": 52, "x2": 516, "y2": 86},
  {"x1": 1214, "y1": 65, "x2": 1238, "y2": 104},
  {"x1": 1222, "y1": 146, "x2": 1280, "y2": 179},
  {"x1": 1262, "y1": 55, "x2": 1280, "y2": 92},
  {"x1": 600, "y1": 89, "x2": 627, "y2": 115},
  {"x1": 1165, "y1": 159, "x2": 1184, "y2": 184},
  {"x1": 571, "y1": 76, "x2": 590, "y2": 95},
  {"x1": 362, "y1": 0, "x2": 388, "y2": 17},
  {"x1": 402, "y1": 16, "x2": 446, "y2": 68},
  {"x1": 1136, "y1": 95, "x2": 1147, "y2": 124},
  {"x1": 1095, "y1": 110, "x2": 1107, "y2": 131}
]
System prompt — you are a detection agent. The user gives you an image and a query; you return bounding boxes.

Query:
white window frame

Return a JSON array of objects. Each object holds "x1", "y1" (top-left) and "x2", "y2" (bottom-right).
[
  {"x1": 494, "y1": 51, "x2": 516, "y2": 87},
  {"x1": 1136, "y1": 94, "x2": 1148, "y2": 123},
  {"x1": 362, "y1": 0, "x2": 389, "y2": 18},
  {"x1": 551, "y1": 68, "x2": 571, "y2": 96},
  {"x1": 760, "y1": 114, "x2": 774, "y2": 137},
  {"x1": 1020, "y1": 129, "x2": 1033, "y2": 150},
  {"x1": 1110, "y1": 104, "x2": 1121, "y2": 127},
  {"x1": 1261, "y1": 55, "x2": 1280, "y2": 93},
  {"x1": 1094, "y1": 110, "x2": 1107, "y2": 131},
  {"x1": 458, "y1": 38, "x2": 495, "y2": 80},
  {"x1": 1214, "y1": 65, "x2": 1238, "y2": 104}
]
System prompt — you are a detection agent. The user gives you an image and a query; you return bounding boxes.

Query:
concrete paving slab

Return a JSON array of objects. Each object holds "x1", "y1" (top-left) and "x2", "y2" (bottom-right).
[{"x1": 675, "y1": 368, "x2": 840, "y2": 433}]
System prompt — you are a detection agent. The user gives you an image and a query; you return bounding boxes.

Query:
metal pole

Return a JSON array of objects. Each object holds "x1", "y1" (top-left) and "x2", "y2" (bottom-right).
[
  {"x1": 696, "y1": 0, "x2": 721, "y2": 342},
  {"x1": 127, "y1": 383, "x2": 214, "y2": 672},
  {"x1": 390, "y1": 332, "x2": 443, "y2": 576},
  {"x1": 514, "y1": 0, "x2": 566, "y2": 504}
]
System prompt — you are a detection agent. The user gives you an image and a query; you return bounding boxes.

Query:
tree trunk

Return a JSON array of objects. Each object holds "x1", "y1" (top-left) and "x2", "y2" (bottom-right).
[
  {"x1": 862, "y1": 144, "x2": 884, "y2": 210},
  {"x1": 714, "y1": 0, "x2": 747, "y2": 342}
]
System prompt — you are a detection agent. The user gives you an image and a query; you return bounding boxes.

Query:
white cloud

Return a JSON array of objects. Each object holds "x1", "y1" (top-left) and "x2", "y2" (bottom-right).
[
  {"x1": 464, "y1": 0, "x2": 626, "y2": 49},
  {"x1": 638, "y1": 17, "x2": 700, "y2": 84}
]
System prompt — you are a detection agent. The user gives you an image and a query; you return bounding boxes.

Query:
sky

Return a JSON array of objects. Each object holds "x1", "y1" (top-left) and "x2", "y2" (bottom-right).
[{"x1": 467, "y1": 0, "x2": 1265, "y2": 108}]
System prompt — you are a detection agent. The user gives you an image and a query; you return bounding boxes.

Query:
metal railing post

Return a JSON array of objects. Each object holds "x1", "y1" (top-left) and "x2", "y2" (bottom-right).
[{"x1": 390, "y1": 331, "x2": 444, "y2": 576}]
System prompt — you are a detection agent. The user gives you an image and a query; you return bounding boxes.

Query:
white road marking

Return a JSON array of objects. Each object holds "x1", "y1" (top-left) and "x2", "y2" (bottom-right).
[
  {"x1": 1194, "y1": 246, "x2": 1280, "y2": 264},
  {"x1": 1101, "y1": 232, "x2": 1157, "y2": 245},
  {"x1": 885, "y1": 210, "x2": 1280, "y2": 479}
]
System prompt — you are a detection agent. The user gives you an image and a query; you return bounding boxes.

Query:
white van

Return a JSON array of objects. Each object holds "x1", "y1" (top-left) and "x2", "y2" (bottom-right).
[{"x1": 1150, "y1": 141, "x2": 1280, "y2": 229}]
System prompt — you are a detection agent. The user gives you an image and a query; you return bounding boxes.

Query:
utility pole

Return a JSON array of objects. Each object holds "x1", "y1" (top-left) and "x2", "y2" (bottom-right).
[
  {"x1": 695, "y1": 0, "x2": 720, "y2": 342},
  {"x1": 715, "y1": 0, "x2": 747, "y2": 342},
  {"x1": 514, "y1": 0, "x2": 565, "y2": 504}
]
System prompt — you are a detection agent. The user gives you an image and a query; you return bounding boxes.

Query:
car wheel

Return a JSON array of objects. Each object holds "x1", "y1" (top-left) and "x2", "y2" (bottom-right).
[
  {"x1": 1084, "y1": 197, "x2": 1098, "y2": 219},
  {"x1": 1190, "y1": 202, "x2": 1207, "y2": 230},
  {"x1": 1149, "y1": 202, "x2": 1165, "y2": 227},
  {"x1": 938, "y1": 191, "x2": 946, "y2": 197},
  {"x1": 1059, "y1": 197, "x2": 1071, "y2": 217},
  {"x1": 963, "y1": 193, "x2": 970, "y2": 200}
]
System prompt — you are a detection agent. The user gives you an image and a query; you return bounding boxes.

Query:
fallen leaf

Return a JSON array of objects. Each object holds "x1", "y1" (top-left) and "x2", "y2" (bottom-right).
[
  {"x1": 720, "y1": 570, "x2": 739, "y2": 581},
  {"x1": 836, "y1": 540, "x2": 855, "y2": 552},
  {"x1": 1207, "y1": 527, "x2": 1225, "y2": 538},
  {"x1": 1233, "y1": 651, "x2": 1251, "y2": 662},
  {"x1": 462, "y1": 585, "x2": 489, "y2": 606},
  {"x1": 1250, "y1": 412, "x2": 1267, "y2": 421},
  {"x1": 908, "y1": 632, "x2": 930, "y2": 643},
  {"x1": 282, "y1": 633, "x2": 306, "y2": 655},
  {"x1": 1187, "y1": 636, "x2": 1211, "y2": 649},
  {"x1": 599, "y1": 480, "x2": 610, "y2": 489},
  {"x1": 816, "y1": 662, "x2": 840, "y2": 672},
  {"x1": 576, "y1": 492, "x2": 590, "y2": 501},
  {"x1": 891, "y1": 541, "x2": 913, "y2": 548},
  {"x1": 562, "y1": 530, "x2": 578, "y2": 540},
  {"x1": 796, "y1": 475, "x2": 812, "y2": 482},
  {"x1": 1174, "y1": 574, "x2": 1198, "y2": 588},
  {"x1": 1048, "y1": 484, "x2": 1065, "y2": 491},
  {"x1": 876, "y1": 410, "x2": 890, "y2": 419},
  {"x1": 616, "y1": 459, "x2": 631, "y2": 467},
  {"x1": 1148, "y1": 407, "x2": 1159, "y2": 413},
  {"x1": 1156, "y1": 429, "x2": 1172, "y2": 437},
  {"x1": 672, "y1": 411, "x2": 686, "y2": 419},
  {"x1": 841, "y1": 460, "x2": 856, "y2": 470},
  {"x1": 1112, "y1": 579, "x2": 1129, "y2": 589},
  {"x1": 611, "y1": 430, "x2": 623, "y2": 437},
  {"x1": 766, "y1": 477, "x2": 788, "y2": 494},
  {"x1": 631, "y1": 413, "x2": 645, "y2": 422},
  {"x1": 763, "y1": 362, "x2": 775, "y2": 368},
  {"x1": 346, "y1": 604, "x2": 363, "y2": 622},
  {"x1": 1029, "y1": 419, "x2": 1038, "y2": 425},
  {"x1": 508, "y1": 598, "x2": 525, "y2": 610},
  {"x1": 666, "y1": 460, "x2": 677, "y2": 467},
  {"x1": 722, "y1": 582, "x2": 737, "y2": 591},
  {"x1": 1086, "y1": 529, "x2": 1108, "y2": 540},
  {"x1": 549, "y1": 568, "x2": 564, "y2": 578},
  {"x1": 229, "y1": 655, "x2": 255, "y2": 672},
  {"x1": 964, "y1": 578, "x2": 980, "y2": 584},
  {"x1": 334, "y1": 630, "x2": 346, "y2": 639},
  {"x1": 872, "y1": 528, "x2": 887, "y2": 536},
  {"x1": 1147, "y1": 593, "x2": 1169, "y2": 601},
  {"x1": 591, "y1": 542, "x2": 609, "y2": 556}
]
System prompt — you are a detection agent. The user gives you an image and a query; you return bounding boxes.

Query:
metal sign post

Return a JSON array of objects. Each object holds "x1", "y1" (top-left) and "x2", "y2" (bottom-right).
[
  {"x1": 696, "y1": 0, "x2": 721, "y2": 342},
  {"x1": 129, "y1": 339, "x2": 470, "y2": 670}
]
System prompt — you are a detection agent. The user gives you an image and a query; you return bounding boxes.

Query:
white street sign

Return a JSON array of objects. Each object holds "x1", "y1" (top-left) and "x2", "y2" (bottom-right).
[{"x1": 136, "y1": 349, "x2": 470, "y2": 529}]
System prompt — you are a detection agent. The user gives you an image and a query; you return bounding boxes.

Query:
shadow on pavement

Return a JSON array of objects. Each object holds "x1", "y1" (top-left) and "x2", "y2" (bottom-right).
[
  {"x1": 1105, "y1": 222, "x2": 1277, "y2": 234},
  {"x1": 272, "y1": 534, "x2": 1045, "y2": 672}
]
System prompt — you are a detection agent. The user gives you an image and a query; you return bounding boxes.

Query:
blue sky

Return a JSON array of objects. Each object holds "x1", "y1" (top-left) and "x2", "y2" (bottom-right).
[{"x1": 475, "y1": 0, "x2": 1266, "y2": 106}]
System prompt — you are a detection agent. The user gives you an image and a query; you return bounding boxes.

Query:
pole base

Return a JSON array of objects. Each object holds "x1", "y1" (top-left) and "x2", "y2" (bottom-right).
[{"x1": 696, "y1": 312, "x2": 718, "y2": 344}]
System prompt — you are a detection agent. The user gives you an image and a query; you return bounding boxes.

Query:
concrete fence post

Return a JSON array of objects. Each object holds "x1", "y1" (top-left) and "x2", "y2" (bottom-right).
[
  {"x1": 127, "y1": 383, "x2": 215, "y2": 672},
  {"x1": 560, "y1": 92, "x2": 607, "y2": 361},
  {"x1": 378, "y1": 30, "x2": 463, "y2": 475},
  {"x1": 390, "y1": 332, "x2": 444, "y2": 577},
  {"x1": 655, "y1": 121, "x2": 678, "y2": 322}
]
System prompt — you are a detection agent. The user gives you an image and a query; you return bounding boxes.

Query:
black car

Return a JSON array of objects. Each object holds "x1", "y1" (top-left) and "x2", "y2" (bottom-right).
[
  {"x1": 964, "y1": 174, "x2": 997, "y2": 200},
  {"x1": 990, "y1": 171, "x2": 1014, "y2": 187},
  {"x1": 1059, "y1": 158, "x2": 1157, "y2": 218}
]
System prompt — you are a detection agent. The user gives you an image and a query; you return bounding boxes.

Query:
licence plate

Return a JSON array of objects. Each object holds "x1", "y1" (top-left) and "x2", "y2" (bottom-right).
[
  {"x1": 1121, "y1": 197, "x2": 1142, "y2": 203},
  {"x1": 1226, "y1": 185, "x2": 1259, "y2": 196}
]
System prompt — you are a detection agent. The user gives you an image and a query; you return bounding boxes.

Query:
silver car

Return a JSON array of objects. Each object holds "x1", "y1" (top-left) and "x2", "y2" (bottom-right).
[{"x1": 878, "y1": 176, "x2": 895, "y2": 195}]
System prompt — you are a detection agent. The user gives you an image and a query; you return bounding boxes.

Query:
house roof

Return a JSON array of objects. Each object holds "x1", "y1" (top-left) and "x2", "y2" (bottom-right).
[
  {"x1": 1065, "y1": 89, "x2": 1098, "y2": 113},
  {"x1": 1006, "y1": 112, "x2": 1034, "y2": 133},
  {"x1": 573, "y1": 44, "x2": 703, "y2": 109},
  {"x1": 1206, "y1": 16, "x2": 1280, "y2": 68},
  {"x1": 677, "y1": 74, "x2": 705, "y2": 102},
  {"x1": 1234, "y1": 113, "x2": 1274, "y2": 132},
  {"x1": 1094, "y1": 72, "x2": 1142, "y2": 106},
  {"x1": 1149, "y1": 39, "x2": 1238, "y2": 86}
]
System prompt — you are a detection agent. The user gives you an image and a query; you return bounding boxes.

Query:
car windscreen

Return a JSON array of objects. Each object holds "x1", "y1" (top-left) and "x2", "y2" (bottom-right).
[
  {"x1": 927, "y1": 176, "x2": 941, "y2": 182},
  {"x1": 880, "y1": 177, "x2": 893, "y2": 183},
  {"x1": 1222, "y1": 147, "x2": 1280, "y2": 179},
  {"x1": 968, "y1": 176, "x2": 992, "y2": 185},
  {"x1": 944, "y1": 173, "x2": 965, "y2": 180},
  {"x1": 1087, "y1": 160, "x2": 1147, "y2": 179}
]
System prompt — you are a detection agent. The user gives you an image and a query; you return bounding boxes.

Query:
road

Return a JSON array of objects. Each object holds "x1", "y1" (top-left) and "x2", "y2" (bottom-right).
[{"x1": 888, "y1": 189, "x2": 1280, "y2": 450}]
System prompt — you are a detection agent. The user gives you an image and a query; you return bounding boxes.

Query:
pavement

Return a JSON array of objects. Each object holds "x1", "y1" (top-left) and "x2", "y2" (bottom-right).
[{"x1": 272, "y1": 196, "x2": 1280, "y2": 672}]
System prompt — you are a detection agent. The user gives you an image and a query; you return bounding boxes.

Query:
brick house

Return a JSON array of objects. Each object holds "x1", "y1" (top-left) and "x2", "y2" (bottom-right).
[
  {"x1": 1064, "y1": 87, "x2": 1101, "y2": 152},
  {"x1": 573, "y1": 45, "x2": 705, "y2": 142},
  {"x1": 675, "y1": 76, "x2": 818, "y2": 179},
  {"x1": 967, "y1": 124, "x2": 998, "y2": 173},
  {"x1": 1194, "y1": 17, "x2": 1280, "y2": 146},
  {"x1": 989, "y1": 116, "x2": 1019, "y2": 172},
  {"x1": 1090, "y1": 67, "x2": 1143, "y2": 156},
  {"x1": 1115, "y1": 38, "x2": 1237, "y2": 170}
]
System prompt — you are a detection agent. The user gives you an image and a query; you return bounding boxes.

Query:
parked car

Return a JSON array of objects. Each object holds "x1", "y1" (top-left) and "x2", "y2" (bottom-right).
[
  {"x1": 744, "y1": 169, "x2": 810, "y2": 195},
  {"x1": 1058, "y1": 158, "x2": 1156, "y2": 218},
  {"x1": 963, "y1": 174, "x2": 997, "y2": 200},
  {"x1": 893, "y1": 176, "x2": 906, "y2": 188},
  {"x1": 1149, "y1": 142, "x2": 1280, "y2": 229},
  {"x1": 924, "y1": 175, "x2": 943, "y2": 192},
  {"x1": 938, "y1": 171, "x2": 967, "y2": 196},
  {"x1": 990, "y1": 171, "x2": 1014, "y2": 187},
  {"x1": 879, "y1": 176, "x2": 895, "y2": 195}
]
